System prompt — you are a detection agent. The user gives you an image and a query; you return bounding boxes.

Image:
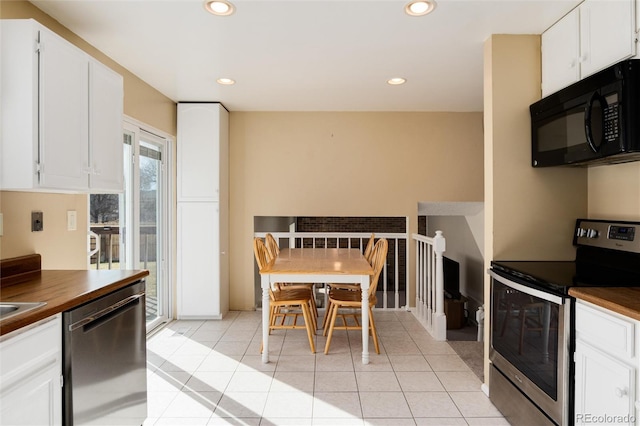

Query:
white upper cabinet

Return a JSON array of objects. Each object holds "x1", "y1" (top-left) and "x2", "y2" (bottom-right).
[
  {"x1": 0, "y1": 19, "x2": 124, "y2": 193},
  {"x1": 542, "y1": 0, "x2": 636, "y2": 97},
  {"x1": 542, "y1": 8, "x2": 581, "y2": 96},
  {"x1": 88, "y1": 60, "x2": 124, "y2": 191},
  {"x1": 177, "y1": 103, "x2": 229, "y2": 202}
]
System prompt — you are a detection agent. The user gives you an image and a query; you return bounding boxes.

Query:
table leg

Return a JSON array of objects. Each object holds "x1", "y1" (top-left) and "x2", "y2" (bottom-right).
[
  {"x1": 361, "y1": 274, "x2": 370, "y2": 365},
  {"x1": 261, "y1": 274, "x2": 270, "y2": 363}
]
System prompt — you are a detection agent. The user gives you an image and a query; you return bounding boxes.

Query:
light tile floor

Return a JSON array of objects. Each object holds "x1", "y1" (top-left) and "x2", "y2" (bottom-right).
[{"x1": 144, "y1": 310, "x2": 508, "y2": 426}]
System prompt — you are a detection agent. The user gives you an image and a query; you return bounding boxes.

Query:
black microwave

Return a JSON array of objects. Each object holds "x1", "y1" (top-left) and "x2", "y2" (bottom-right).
[{"x1": 530, "y1": 59, "x2": 640, "y2": 167}]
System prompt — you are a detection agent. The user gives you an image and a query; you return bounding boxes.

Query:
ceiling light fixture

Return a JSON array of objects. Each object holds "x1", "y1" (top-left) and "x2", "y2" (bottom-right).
[
  {"x1": 216, "y1": 77, "x2": 236, "y2": 85},
  {"x1": 204, "y1": 0, "x2": 235, "y2": 16},
  {"x1": 404, "y1": 0, "x2": 436, "y2": 17},
  {"x1": 387, "y1": 77, "x2": 406, "y2": 85}
]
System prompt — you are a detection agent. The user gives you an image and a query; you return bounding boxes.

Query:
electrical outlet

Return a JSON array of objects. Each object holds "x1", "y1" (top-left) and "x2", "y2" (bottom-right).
[{"x1": 32, "y1": 211, "x2": 43, "y2": 232}]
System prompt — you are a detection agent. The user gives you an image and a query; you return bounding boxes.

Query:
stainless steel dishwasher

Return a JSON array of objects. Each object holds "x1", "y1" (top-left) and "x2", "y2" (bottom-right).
[{"x1": 63, "y1": 280, "x2": 147, "y2": 425}]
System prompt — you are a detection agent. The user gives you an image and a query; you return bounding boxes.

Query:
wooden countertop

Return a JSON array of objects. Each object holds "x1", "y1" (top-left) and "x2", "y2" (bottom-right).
[
  {"x1": 1, "y1": 268, "x2": 149, "y2": 336},
  {"x1": 569, "y1": 287, "x2": 640, "y2": 322}
]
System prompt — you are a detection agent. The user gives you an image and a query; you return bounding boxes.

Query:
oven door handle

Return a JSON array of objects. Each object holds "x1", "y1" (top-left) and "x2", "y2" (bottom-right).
[{"x1": 489, "y1": 270, "x2": 565, "y2": 305}]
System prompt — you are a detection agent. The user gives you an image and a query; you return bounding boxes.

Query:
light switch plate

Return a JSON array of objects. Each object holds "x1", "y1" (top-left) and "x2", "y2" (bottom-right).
[
  {"x1": 32, "y1": 211, "x2": 43, "y2": 232},
  {"x1": 67, "y1": 210, "x2": 77, "y2": 231}
]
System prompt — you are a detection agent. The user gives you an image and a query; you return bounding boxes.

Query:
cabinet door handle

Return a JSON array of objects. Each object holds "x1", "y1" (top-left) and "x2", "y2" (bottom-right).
[{"x1": 615, "y1": 387, "x2": 627, "y2": 398}]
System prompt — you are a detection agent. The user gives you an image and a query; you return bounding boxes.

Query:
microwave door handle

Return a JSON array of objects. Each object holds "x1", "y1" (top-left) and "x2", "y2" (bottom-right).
[{"x1": 584, "y1": 91, "x2": 606, "y2": 153}]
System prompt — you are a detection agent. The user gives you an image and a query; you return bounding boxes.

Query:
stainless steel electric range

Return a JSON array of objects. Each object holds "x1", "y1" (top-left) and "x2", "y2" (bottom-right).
[{"x1": 489, "y1": 218, "x2": 640, "y2": 426}]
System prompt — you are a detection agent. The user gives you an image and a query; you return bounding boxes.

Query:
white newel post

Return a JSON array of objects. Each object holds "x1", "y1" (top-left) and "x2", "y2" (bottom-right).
[{"x1": 432, "y1": 230, "x2": 447, "y2": 341}]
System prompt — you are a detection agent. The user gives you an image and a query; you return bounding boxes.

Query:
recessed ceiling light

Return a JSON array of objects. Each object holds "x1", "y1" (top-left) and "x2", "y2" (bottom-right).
[
  {"x1": 404, "y1": 0, "x2": 436, "y2": 17},
  {"x1": 387, "y1": 77, "x2": 406, "y2": 85},
  {"x1": 204, "y1": 0, "x2": 235, "y2": 16},
  {"x1": 217, "y1": 78, "x2": 235, "y2": 85}
]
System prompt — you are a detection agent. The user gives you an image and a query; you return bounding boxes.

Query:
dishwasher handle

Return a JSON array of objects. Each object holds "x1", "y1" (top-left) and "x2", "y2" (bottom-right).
[{"x1": 68, "y1": 293, "x2": 144, "y2": 331}]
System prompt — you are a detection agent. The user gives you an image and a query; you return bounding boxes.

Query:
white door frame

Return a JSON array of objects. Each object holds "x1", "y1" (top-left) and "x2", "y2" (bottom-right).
[{"x1": 123, "y1": 116, "x2": 174, "y2": 333}]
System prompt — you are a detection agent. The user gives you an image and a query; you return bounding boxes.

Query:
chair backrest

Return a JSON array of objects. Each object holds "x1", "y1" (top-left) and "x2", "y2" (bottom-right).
[
  {"x1": 253, "y1": 237, "x2": 270, "y2": 270},
  {"x1": 363, "y1": 233, "x2": 376, "y2": 263},
  {"x1": 265, "y1": 233, "x2": 280, "y2": 259},
  {"x1": 368, "y1": 238, "x2": 388, "y2": 299}
]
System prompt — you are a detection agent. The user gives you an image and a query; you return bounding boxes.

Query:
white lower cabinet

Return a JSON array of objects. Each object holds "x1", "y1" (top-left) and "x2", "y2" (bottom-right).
[
  {"x1": 574, "y1": 301, "x2": 638, "y2": 426},
  {"x1": 177, "y1": 202, "x2": 228, "y2": 319},
  {"x1": 0, "y1": 315, "x2": 62, "y2": 426}
]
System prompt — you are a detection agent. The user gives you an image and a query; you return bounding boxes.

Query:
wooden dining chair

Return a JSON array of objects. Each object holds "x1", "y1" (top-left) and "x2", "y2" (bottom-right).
[
  {"x1": 323, "y1": 238, "x2": 388, "y2": 354},
  {"x1": 265, "y1": 232, "x2": 280, "y2": 260},
  {"x1": 363, "y1": 233, "x2": 376, "y2": 263},
  {"x1": 253, "y1": 237, "x2": 317, "y2": 353},
  {"x1": 264, "y1": 233, "x2": 318, "y2": 320},
  {"x1": 321, "y1": 233, "x2": 376, "y2": 330}
]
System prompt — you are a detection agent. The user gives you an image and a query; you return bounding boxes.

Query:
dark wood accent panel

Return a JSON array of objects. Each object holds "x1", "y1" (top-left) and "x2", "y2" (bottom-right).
[{"x1": 0, "y1": 254, "x2": 42, "y2": 286}]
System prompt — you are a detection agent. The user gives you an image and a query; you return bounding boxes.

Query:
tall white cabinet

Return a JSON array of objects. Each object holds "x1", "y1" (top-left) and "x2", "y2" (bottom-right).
[
  {"x1": 1, "y1": 19, "x2": 123, "y2": 193},
  {"x1": 177, "y1": 103, "x2": 229, "y2": 319}
]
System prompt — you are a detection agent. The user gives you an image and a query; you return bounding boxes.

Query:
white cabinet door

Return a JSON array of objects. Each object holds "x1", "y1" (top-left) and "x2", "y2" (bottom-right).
[
  {"x1": 574, "y1": 340, "x2": 635, "y2": 426},
  {"x1": 0, "y1": 316, "x2": 62, "y2": 426},
  {"x1": 580, "y1": 0, "x2": 636, "y2": 78},
  {"x1": 177, "y1": 103, "x2": 222, "y2": 202},
  {"x1": 542, "y1": 8, "x2": 580, "y2": 96},
  {"x1": 177, "y1": 202, "x2": 222, "y2": 318},
  {"x1": 541, "y1": 0, "x2": 636, "y2": 97},
  {"x1": 38, "y1": 27, "x2": 89, "y2": 190},
  {"x1": 0, "y1": 19, "x2": 123, "y2": 193},
  {"x1": 89, "y1": 59, "x2": 124, "y2": 192}
]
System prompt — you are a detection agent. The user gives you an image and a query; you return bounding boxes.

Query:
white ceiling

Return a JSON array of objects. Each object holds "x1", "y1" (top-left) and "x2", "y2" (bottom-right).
[{"x1": 30, "y1": 0, "x2": 580, "y2": 112}]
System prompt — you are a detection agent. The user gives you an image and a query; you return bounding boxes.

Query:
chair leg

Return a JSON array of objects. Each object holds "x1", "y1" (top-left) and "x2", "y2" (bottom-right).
[
  {"x1": 324, "y1": 301, "x2": 340, "y2": 354},
  {"x1": 369, "y1": 307, "x2": 380, "y2": 354},
  {"x1": 301, "y1": 303, "x2": 316, "y2": 353},
  {"x1": 308, "y1": 299, "x2": 318, "y2": 331},
  {"x1": 323, "y1": 301, "x2": 335, "y2": 336}
]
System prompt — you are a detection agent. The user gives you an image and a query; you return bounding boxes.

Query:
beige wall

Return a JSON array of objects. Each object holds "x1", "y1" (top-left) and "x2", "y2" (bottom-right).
[
  {"x1": 229, "y1": 111, "x2": 484, "y2": 310},
  {"x1": 0, "y1": 1, "x2": 176, "y2": 268},
  {"x1": 588, "y1": 162, "x2": 640, "y2": 220},
  {"x1": 0, "y1": 192, "x2": 88, "y2": 269},
  {"x1": 483, "y1": 35, "x2": 588, "y2": 385}
]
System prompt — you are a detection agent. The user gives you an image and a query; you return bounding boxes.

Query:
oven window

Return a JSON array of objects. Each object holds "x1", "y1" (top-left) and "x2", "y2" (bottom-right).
[{"x1": 491, "y1": 279, "x2": 559, "y2": 400}]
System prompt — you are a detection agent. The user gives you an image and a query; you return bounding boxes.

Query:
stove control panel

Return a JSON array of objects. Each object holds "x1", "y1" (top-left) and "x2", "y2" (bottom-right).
[{"x1": 575, "y1": 219, "x2": 640, "y2": 253}]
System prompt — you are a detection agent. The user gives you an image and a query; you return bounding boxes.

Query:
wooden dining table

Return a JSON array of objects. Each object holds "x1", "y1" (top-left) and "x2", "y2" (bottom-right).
[{"x1": 259, "y1": 247, "x2": 374, "y2": 364}]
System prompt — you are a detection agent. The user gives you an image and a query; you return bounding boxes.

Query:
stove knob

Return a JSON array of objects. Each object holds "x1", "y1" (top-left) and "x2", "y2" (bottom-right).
[
  {"x1": 587, "y1": 229, "x2": 599, "y2": 239},
  {"x1": 576, "y1": 228, "x2": 587, "y2": 238}
]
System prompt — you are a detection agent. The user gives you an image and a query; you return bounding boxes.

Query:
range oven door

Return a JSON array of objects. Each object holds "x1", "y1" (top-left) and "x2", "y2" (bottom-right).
[{"x1": 489, "y1": 270, "x2": 571, "y2": 425}]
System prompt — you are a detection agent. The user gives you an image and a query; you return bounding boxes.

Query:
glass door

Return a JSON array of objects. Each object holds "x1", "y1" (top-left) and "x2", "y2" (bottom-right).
[{"x1": 89, "y1": 121, "x2": 171, "y2": 332}]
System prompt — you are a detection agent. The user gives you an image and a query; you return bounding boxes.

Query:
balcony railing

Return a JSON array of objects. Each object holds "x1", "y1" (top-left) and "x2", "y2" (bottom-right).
[{"x1": 89, "y1": 226, "x2": 157, "y2": 270}]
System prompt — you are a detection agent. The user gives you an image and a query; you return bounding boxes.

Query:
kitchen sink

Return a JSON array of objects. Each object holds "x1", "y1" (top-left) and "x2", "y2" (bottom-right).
[{"x1": 0, "y1": 302, "x2": 46, "y2": 320}]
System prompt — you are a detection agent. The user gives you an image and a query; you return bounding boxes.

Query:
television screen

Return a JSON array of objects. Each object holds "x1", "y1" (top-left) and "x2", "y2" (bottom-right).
[{"x1": 443, "y1": 256, "x2": 461, "y2": 300}]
